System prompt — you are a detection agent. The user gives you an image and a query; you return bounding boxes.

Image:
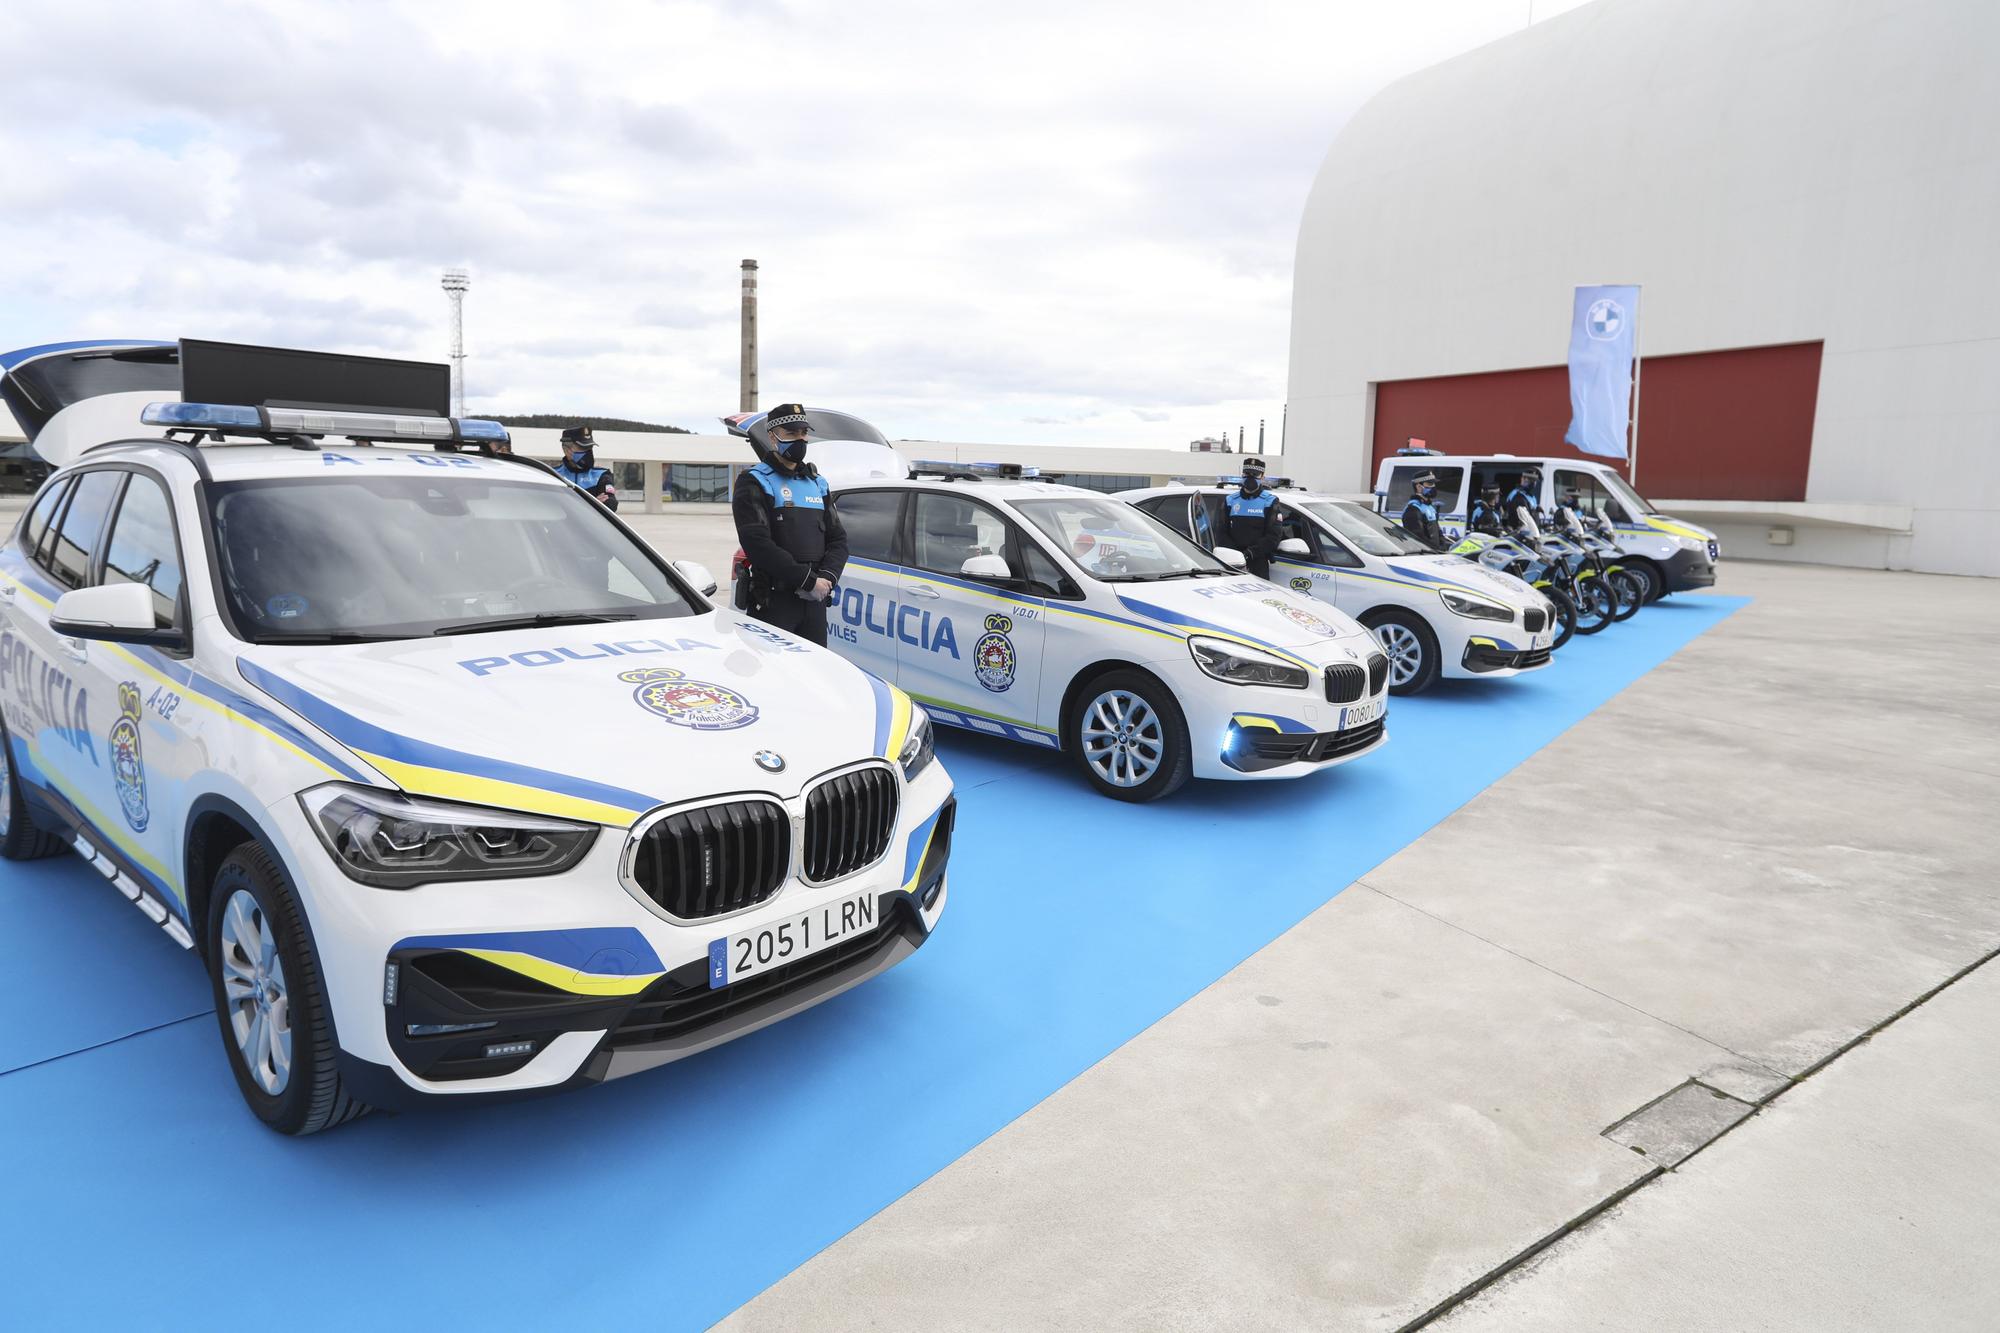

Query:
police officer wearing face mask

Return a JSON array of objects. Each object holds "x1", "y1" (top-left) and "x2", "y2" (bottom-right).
[
  {"x1": 1504, "y1": 466, "x2": 1543, "y2": 536},
  {"x1": 1400, "y1": 472, "x2": 1447, "y2": 549},
  {"x1": 1224, "y1": 456, "x2": 1287, "y2": 579},
  {"x1": 732, "y1": 403, "x2": 849, "y2": 647},
  {"x1": 554, "y1": 425, "x2": 618, "y2": 510},
  {"x1": 1468, "y1": 483, "x2": 1505, "y2": 535}
]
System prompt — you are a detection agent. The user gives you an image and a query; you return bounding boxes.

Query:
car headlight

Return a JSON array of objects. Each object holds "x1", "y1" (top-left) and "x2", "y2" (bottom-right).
[
  {"x1": 299, "y1": 784, "x2": 599, "y2": 888},
  {"x1": 898, "y1": 705, "x2": 936, "y2": 779},
  {"x1": 1675, "y1": 534, "x2": 1704, "y2": 552},
  {"x1": 1439, "y1": 588, "x2": 1512, "y2": 621},
  {"x1": 1188, "y1": 636, "x2": 1310, "y2": 689}
]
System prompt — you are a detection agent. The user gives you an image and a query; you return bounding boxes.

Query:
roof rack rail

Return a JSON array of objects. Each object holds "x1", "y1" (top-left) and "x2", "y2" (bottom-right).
[{"x1": 1178, "y1": 473, "x2": 1301, "y2": 489}]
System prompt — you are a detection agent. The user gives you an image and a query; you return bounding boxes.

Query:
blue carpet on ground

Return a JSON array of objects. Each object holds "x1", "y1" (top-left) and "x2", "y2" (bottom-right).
[{"x1": 0, "y1": 595, "x2": 1746, "y2": 1330}]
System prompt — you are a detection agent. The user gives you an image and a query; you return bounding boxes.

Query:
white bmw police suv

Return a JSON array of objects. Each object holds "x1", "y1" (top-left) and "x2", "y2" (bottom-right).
[
  {"x1": 822, "y1": 463, "x2": 1392, "y2": 802},
  {"x1": 0, "y1": 340, "x2": 953, "y2": 1134}
]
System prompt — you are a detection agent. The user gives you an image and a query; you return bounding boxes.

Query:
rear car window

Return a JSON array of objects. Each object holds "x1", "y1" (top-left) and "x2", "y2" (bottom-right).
[
  {"x1": 46, "y1": 470, "x2": 124, "y2": 591},
  {"x1": 20, "y1": 478, "x2": 69, "y2": 559},
  {"x1": 833, "y1": 490, "x2": 903, "y2": 564}
]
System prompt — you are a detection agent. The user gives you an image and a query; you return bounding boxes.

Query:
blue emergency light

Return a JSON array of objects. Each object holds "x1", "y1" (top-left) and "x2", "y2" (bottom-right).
[{"x1": 141, "y1": 401, "x2": 511, "y2": 447}]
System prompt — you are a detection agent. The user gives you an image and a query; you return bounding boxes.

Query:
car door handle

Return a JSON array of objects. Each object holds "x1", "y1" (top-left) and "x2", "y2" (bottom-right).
[
  {"x1": 907, "y1": 584, "x2": 942, "y2": 600},
  {"x1": 0, "y1": 583, "x2": 14, "y2": 603},
  {"x1": 60, "y1": 638, "x2": 88, "y2": 663}
]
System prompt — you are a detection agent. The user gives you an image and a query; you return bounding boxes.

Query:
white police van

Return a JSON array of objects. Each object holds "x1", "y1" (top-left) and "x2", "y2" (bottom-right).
[
  {"x1": 822, "y1": 462, "x2": 1391, "y2": 802},
  {"x1": 0, "y1": 340, "x2": 954, "y2": 1134},
  {"x1": 1372, "y1": 452, "x2": 1719, "y2": 603},
  {"x1": 1120, "y1": 480, "x2": 1556, "y2": 695}
]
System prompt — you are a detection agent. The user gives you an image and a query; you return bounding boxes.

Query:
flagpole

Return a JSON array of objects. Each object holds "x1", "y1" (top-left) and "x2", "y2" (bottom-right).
[{"x1": 1628, "y1": 285, "x2": 1643, "y2": 486}]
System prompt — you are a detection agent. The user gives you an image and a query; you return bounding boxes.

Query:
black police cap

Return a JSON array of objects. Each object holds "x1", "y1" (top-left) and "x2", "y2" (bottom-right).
[
  {"x1": 560, "y1": 424, "x2": 594, "y2": 445},
  {"x1": 766, "y1": 404, "x2": 811, "y2": 431}
]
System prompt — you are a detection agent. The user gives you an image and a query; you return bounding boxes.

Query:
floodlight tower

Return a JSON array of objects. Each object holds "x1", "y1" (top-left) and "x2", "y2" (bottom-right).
[{"x1": 440, "y1": 267, "x2": 470, "y2": 417}]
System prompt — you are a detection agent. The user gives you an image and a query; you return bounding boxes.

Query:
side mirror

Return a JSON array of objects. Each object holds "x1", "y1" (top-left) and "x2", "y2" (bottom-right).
[
  {"x1": 672, "y1": 560, "x2": 719, "y2": 597},
  {"x1": 50, "y1": 584, "x2": 183, "y2": 648},
  {"x1": 961, "y1": 553, "x2": 1012, "y2": 581},
  {"x1": 1212, "y1": 545, "x2": 1248, "y2": 571},
  {"x1": 1278, "y1": 537, "x2": 1311, "y2": 557}
]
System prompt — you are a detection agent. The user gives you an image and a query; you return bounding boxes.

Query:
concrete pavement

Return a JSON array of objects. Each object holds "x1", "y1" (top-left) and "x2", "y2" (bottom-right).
[
  {"x1": 722, "y1": 561, "x2": 2000, "y2": 1330},
  {"x1": 1440, "y1": 957, "x2": 2000, "y2": 1332}
]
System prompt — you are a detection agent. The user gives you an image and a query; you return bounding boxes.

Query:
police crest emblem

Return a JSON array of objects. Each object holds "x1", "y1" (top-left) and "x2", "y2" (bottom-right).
[
  {"x1": 620, "y1": 667, "x2": 759, "y2": 731},
  {"x1": 972, "y1": 613, "x2": 1017, "y2": 693},
  {"x1": 109, "y1": 681, "x2": 149, "y2": 832},
  {"x1": 1261, "y1": 597, "x2": 1339, "y2": 638},
  {"x1": 1289, "y1": 576, "x2": 1312, "y2": 593}
]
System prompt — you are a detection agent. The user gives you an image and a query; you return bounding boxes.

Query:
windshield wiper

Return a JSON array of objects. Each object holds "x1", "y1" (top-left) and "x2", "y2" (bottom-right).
[
  {"x1": 432, "y1": 612, "x2": 637, "y2": 637},
  {"x1": 258, "y1": 631, "x2": 403, "y2": 645}
]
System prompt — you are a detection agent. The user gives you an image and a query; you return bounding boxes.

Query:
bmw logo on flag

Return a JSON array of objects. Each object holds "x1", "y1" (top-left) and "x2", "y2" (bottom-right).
[
  {"x1": 753, "y1": 750, "x2": 786, "y2": 773},
  {"x1": 1586, "y1": 298, "x2": 1626, "y2": 340}
]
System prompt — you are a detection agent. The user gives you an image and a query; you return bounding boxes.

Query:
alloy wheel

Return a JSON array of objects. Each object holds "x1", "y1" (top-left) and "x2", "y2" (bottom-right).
[
  {"x1": 1374, "y1": 623, "x2": 1424, "y2": 687},
  {"x1": 219, "y1": 888, "x2": 293, "y2": 1096},
  {"x1": 1080, "y1": 689, "x2": 1165, "y2": 788}
]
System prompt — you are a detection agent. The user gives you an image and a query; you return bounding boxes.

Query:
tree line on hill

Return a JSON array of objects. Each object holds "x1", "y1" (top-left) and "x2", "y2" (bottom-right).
[{"x1": 488, "y1": 414, "x2": 691, "y2": 434}]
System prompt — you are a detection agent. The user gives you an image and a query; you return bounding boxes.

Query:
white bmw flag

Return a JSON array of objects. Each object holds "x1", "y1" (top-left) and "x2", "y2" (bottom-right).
[{"x1": 1563, "y1": 285, "x2": 1639, "y2": 460}]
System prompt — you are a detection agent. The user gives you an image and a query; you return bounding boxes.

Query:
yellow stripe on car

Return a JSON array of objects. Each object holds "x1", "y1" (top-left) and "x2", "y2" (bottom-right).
[
  {"x1": 459, "y1": 949, "x2": 663, "y2": 996},
  {"x1": 357, "y1": 752, "x2": 645, "y2": 827}
]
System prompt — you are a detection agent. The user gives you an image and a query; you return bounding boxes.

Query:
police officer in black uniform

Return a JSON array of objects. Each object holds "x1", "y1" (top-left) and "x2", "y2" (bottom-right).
[
  {"x1": 731, "y1": 403, "x2": 849, "y2": 647},
  {"x1": 554, "y1": 425, "x2": 617, "y2": 509},
  {"x1": 1223, "y1": 456, "x2": 1287, "y2": 579},
  {"x1": 1468, "y1": 483, "x2": 1506, "y2": 535},
  {"x1": 1399, "y1": 471, "x2": 1447, "y2": 549},
  {"x1": 1503, "y1": 466, "x2": 1543, "y2": 536}
]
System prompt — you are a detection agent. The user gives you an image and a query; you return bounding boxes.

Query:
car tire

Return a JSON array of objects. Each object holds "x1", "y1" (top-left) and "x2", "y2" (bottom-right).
[
  {"x1": 1364, "y1": 609, "x2": 1440, "y2": 696},
  {"x1": 1542, "y1": 587, "x2": 1579, "y2": 652},
  {"x1": 204, "y1": 842, "x2": 369, "y2": 1136},
  {"x1": 1624, "y1": 559, "x2": 1664, "y2": 605},
  {"x1": 1066, "y1": 669, "x2": 1192, "y2": 803},
  {"x1": 1609, "y1": 570, "x2": 1644, "y2": 621},
  {"x1": 0, "y1": 717, "x2": 67, "y2": 861}
]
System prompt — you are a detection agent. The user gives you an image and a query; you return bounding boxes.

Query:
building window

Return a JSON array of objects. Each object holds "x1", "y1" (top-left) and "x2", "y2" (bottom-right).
[
  {"x1": 1053, "y1": 472, "x2": 1150, "y2": 494},
  {"x1": 667, "y1": 463, "x2": 731, "y2": 503}
]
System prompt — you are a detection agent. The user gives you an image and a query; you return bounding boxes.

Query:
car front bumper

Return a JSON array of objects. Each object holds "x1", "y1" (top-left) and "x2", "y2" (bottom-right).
[
  {"x1": 270, "y1": 767, "x2": 955, "y2": 1108},
  {"x1": 1662, "y1": 546, "x2": 1718, "y2": 591},
  {"x1": 1161, "y1": 650, "x2": 1391, "y2": 781}
]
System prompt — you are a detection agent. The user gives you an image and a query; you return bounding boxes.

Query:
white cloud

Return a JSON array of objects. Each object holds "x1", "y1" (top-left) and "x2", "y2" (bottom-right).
[{"x1": 0, "y1": 0, "x2": 1596, "y2": 446}]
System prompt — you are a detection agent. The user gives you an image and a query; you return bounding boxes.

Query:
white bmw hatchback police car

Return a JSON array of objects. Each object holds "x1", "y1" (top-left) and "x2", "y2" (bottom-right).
[
  {"x1": 1121, "y1": 481, "x2": 1558, "y2": 694},
  {"x1": 823, "y1": 465, "x2": 1391, "y2": 802},
  {"x1": 0, "y1": 340, "x2": 953, "y2": 1134}
]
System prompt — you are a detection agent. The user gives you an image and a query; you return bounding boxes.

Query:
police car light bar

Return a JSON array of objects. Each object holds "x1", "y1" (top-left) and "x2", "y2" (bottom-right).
[
  {"x1": 909, "y1": 459, "x2": 1036, "y2": 480},
  {"x1": 142, "y1": 401, "x2": 511, "y2": 446},
  {"x1": 1395, "y1": 446, "x2": 1443, "y2": 456}
]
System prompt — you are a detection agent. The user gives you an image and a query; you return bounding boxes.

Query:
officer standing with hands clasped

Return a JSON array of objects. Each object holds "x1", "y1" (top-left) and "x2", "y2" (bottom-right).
[
  {"x1": 732, "y1": 403, "x2": 849, "y2": 647},
  {"x1": 1399, "y1": 471, "x2": 1447, "y2": 550},
  {"x1": 1224, "y1": 456, "x2": 1287, "y2": 579}
]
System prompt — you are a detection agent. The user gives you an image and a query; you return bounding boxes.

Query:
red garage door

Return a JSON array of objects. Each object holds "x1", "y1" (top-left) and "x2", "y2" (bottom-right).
[{"x1": 1370, "y1": 342, "x2": 1822, "y2": 501}]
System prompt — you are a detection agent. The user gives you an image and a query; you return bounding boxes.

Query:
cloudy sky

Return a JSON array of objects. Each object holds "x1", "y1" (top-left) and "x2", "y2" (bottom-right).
[{"x1": 2, "y1": 0, "x2": 1590, "y2": 447}]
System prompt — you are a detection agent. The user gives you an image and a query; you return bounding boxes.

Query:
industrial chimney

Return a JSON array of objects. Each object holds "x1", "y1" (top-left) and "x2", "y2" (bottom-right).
[
  {"x1": 739, "y1": 259, "x2": 759, "y2": 413},
  {"x1": 440, "y1": 268, "x2": 470, "y2": 418}
]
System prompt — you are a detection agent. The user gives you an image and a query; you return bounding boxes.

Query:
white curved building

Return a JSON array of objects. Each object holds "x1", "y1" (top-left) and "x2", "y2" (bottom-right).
[{"x1": 1287, "y1": 0, "x2": 1999, "y2": 575}]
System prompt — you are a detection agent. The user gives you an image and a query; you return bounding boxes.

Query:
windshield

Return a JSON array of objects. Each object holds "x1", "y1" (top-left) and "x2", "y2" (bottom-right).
[
  {"x1": 210, "y1": 472, "x2": 694, "y2": 642},
  {"x1": 1600, "y1": 471, "x2": 1659, "y2": 516},
  {"x1": 1012, "y1": 494, "x2": 1226, "y2": 581},
  {"x1": 1302, "y1": 500, "x2": 1434, "y2": 557}
]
